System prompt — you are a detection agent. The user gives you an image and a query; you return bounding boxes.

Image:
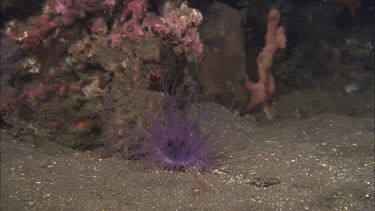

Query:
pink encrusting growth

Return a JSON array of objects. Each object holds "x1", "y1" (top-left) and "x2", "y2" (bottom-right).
[
  {"x1": 242, "y1": 9, "x2": 286, "y2": 117},
  {"x1": 102, "y1": 0, "x2": 116, "y2": 8},
  {"x1": 7, "y1": 15, "x2": 56, "y2": 46},
  {"x1": 110, "y1": 0, "x2": 203, "y2": 55},
  {"x1": 91, "y1": 18, "x2": 108, "y2": 35},
  {"x1": 47, "y1": 0, "x2": 89, "y2": 25},
  {"x1": 6, "y1": 0, "x2": 90, "y2": 45},
  {"x1": 116, "y1": 0, "x2": 148, "y2": 41},
  {"x1": 20, "y1": 84, "x2": 46, "y2": 105},
  {"x1": 155, "y1": 2, "x2": 203, "y2": 54},
  {"x1": 6, "y1": 0, "x2": 203, "y2": 56}
]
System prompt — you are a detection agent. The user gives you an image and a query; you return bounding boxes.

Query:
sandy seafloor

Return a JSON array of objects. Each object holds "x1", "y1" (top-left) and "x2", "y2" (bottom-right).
[{"x1": 1, "y1": 101, "x2": 374, "y2": 211}]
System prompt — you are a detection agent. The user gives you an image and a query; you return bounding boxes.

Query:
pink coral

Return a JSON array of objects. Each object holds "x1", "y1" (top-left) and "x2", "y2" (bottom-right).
[{"x1": 242, "y1": 9, "x2": 286, "y2": 117}]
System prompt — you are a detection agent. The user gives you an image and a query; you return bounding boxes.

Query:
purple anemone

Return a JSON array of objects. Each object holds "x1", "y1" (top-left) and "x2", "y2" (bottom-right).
[{"x1": 135, "y1": 94, "x2": 219, "y2": 172}]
